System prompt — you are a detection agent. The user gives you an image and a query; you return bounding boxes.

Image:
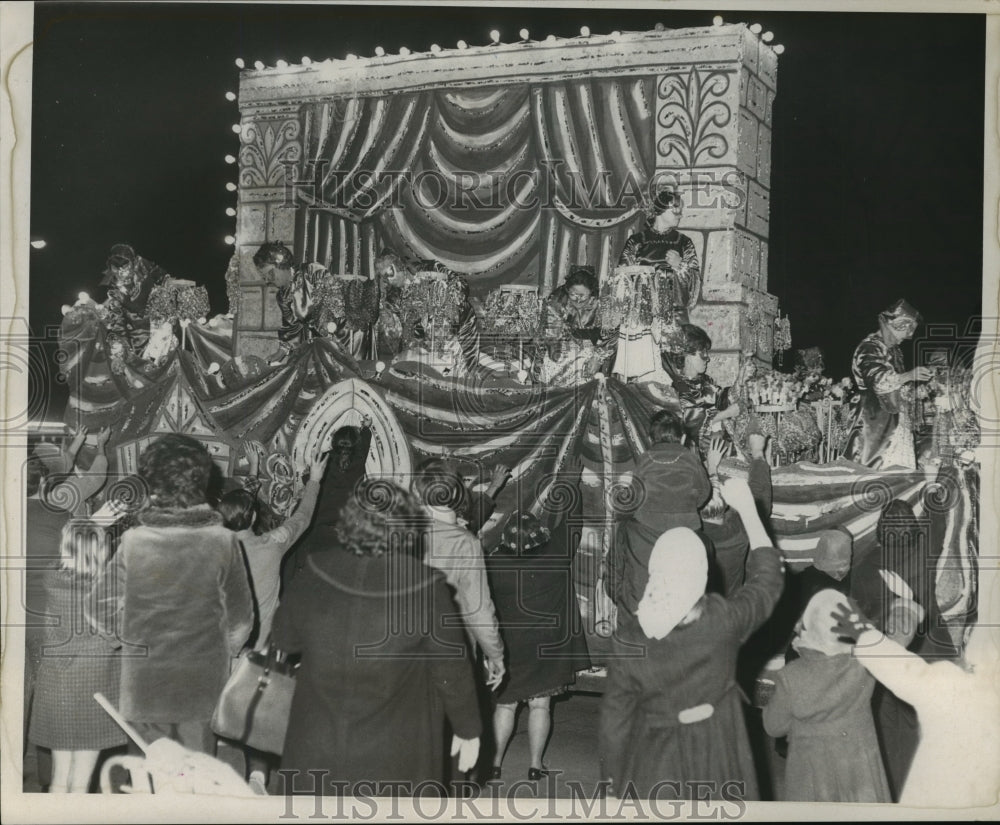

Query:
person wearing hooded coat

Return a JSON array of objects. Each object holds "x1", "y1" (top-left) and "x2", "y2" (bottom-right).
[
  {"x1": 762, "y1": 589, "x2": 898, "y2": 802},
  {"x1": 600, "y1": 478, "x2": 784, "y2": 802}
]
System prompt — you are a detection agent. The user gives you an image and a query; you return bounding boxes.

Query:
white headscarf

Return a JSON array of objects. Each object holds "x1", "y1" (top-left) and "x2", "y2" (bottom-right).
[
  {"x1": 637, "y1": 527, "x2": 708, "y2": 640},
  {"x1": 793, "y1": 589, "x2": 854, "y2": 657}
]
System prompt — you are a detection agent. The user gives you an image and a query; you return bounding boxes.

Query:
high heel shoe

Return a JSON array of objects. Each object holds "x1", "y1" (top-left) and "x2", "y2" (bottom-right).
[
  {"x1": 527, "y1": 768, "x2": 550, "y2": 781},
  {"x1": 490, "y1": 766, "x2": 502, "y2": 780}
]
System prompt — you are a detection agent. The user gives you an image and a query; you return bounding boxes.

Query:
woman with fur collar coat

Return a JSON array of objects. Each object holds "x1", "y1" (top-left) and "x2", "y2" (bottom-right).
[{"x1": 89, "y1": 435, "x2": 253, "y2": 754}]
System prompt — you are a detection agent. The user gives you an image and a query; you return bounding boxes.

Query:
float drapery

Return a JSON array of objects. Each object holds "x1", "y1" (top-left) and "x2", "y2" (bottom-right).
[{"x1": 293, "y1": 78, "x2": 655, "y2": 294}]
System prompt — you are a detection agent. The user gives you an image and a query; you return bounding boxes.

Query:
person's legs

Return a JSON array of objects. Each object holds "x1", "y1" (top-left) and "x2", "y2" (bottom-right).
[
  {"x1": 49, "y1": 749, "x2": 71, "y2": 793},
  {"x1": 492, "y1": 703, "x2": 517, "y2": 770},
  {"x1": 67, "y1": 750, "x2": 100, "y2": 793},
  {"x1": 527, "y1": 696, "x2": 552, "y2": 771}
]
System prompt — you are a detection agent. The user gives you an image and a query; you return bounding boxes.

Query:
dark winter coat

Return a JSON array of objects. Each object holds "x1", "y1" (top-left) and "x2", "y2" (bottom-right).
[
  {"x1": 89, "y1": 505, "x2": 253, "y2": 724},
  {"x1": 764, "y1": 649, "x2": 890, "y2": 802},
  {"x1": 273, "y1": 547, "x2": 482, "y2": 794},
  {"x1": 486, "y1": 538, "x2": 591, "y2": 702},
  {"x1": 600, "y1": 547, "x2": 784, "y2": 800}
]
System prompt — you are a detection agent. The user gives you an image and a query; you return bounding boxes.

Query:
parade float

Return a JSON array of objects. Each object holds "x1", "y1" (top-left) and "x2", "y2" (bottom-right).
[{"x1": 55, "y1": 20, "x2": 980, "y2": 663}]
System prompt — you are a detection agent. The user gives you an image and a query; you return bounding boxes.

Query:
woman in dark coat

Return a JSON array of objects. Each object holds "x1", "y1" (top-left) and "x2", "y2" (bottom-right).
[
  {"x1": 599, "y1": 479, "x2": 784, "y2": 802},
  {"x1": 486, "y1": 512, "x2": 591, "y2": 780},
  {"x1": 273, "y1": 479, "x2": 482, "y2": 796}
]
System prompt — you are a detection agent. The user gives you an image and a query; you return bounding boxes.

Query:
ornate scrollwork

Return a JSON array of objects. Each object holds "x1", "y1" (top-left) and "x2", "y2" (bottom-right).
[
  {"x1": 656, "y1": 68, "x2": 733, "y2": 167},
  {"x1": 239, "y1": 117, "x2": 303, "y2": 187}
]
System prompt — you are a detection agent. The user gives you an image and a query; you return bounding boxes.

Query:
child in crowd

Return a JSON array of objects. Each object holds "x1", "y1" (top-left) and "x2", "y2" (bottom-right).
[
  {"x1": 763, "y1": 589, "x2": 901, "y2": 802},
  {"x1": 600, "y1": 478, "x2": 785, "y2": 801},
  {"x1": 29, "y1": 519, "x2": 127, "y2": 792},
  {"x1": 610, "y1": 409, "x2": 713, "y2": 630},
  {"x1": 88, "y1": 434, "x2": 253, "y2": 755}
]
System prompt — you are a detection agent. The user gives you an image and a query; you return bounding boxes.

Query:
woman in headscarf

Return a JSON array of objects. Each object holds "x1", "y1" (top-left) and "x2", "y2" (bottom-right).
[
  {"x1": 763, "y1": 589, "x2": 893, "y2": 802},
  {"x1": 843, "y1": 299, "x2": 933, "y2": 469},
  {"x1": 599, "y1": 478, "x2": 784, "y2": 801}
]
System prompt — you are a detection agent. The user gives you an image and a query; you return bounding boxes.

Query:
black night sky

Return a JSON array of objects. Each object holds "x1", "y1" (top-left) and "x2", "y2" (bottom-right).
[{"x1": 28, "y1": 4, "x2": 985, "y2": 409}]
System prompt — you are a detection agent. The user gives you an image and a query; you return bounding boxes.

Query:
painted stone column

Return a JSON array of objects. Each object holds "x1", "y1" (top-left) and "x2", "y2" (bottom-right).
[
  {"x1": 652, "y1": 26, "x2": 780, "y2": 387},
  {"x1": 232, "y1": 105, "x2": 303, "y2": 361}
]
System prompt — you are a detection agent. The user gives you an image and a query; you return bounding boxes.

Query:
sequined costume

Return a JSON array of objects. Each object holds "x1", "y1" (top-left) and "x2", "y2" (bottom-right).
[
  {"x1": 844, "y1": 332, "x2": 916, "y2": 469},
  {"x1": 618, "y1": 227, "x2": 701, "y2": 325},
  {"x1": 275, "y1": 263, "x2": 334, "y2": 348},
  {"x1": 663, "y1": 360, "x2": 735, "y2": 456},
  {"x1": 101, "y1": 255, "x2": 169, "y2": 353},
  {"x1": 536, "y1": 284, "x2": 615, "y2": 387}
]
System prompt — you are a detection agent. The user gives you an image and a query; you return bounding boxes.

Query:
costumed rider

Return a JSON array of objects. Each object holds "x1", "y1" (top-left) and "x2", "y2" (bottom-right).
[
  {"x1": 100, "y1": 243, "x2": 170, "y2": 356},
  {"x1": 843, "y1": 299, "x2": 932, "y2": 470},
  {"x1": 253, "y1": 242, "x2": 375, "y2": 364},
  {"x1": 660, "y1": 323, "x2": 743, "y2": 457},
  {"x1": 372, "y1": 250, "x2": 485, "y2": 378},
  {"x1": 613, "y1": 188, "x2": 701, "y2": 378},
  {"x1": 536, "y1": 265, "x2": 616, "y2": 387}
]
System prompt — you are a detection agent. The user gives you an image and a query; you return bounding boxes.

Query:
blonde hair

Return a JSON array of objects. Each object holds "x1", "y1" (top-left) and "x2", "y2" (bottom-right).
[{"x1": 59, "y1": 519, "x2": 112, "y2": 579}]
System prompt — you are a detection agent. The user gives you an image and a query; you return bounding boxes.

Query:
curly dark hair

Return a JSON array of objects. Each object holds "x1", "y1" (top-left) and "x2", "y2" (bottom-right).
[
  {"x1": 335, "y1": 478, "x2": 429, "y2": 557},
  {"x1": 138, "y1": 434, "x2": 214, "y2": 508},
  {"x1": 564, "y1": 265, "x2": 599, "y2": 297},
  {"x1": 218, "y1": 488, "x2": 257, "y2": 531},
  {"x1": 252, "y1": 241, "x2": 295, "y2": 269},
  {"x1": 649, "y1": 410, "x2": 685, "y2": 444},
  {"x1": 411, "y1": 457, "x2": 470, "y2": 514}
]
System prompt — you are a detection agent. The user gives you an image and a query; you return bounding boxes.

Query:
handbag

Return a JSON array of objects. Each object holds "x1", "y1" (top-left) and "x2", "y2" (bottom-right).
[{"x1": 211, "y1": 642, "x2": 298, "y2": 755}]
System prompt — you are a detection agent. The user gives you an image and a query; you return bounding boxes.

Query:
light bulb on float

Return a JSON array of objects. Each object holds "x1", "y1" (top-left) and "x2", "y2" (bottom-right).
[
  {"x1": 489, "y1": 30, "x2": 500, "y2": 44},
  {"x1": 225, "y1": 154, "x2": 236, "y2": 164},
  {"x1": 276, "y1": 59, "x2": 288, "y2": 69},
  {"x1": 713, "y1": 15, "x2": 724, "y2": 26},
  {"x1": 457, "y1": 40, "x2": 468, "y2": 50},
  {"x1": 226, "y1": 182, "x2": 237, "y2": 192},
  {"x1": 226, "y1": 207, "x2": 237, "y2": 217},
  {"x1": 234, "y1": 58, "x2": 245, "y2": 68},
  {"x1": 374, "y1": 46, "x2": 385, "y2": 57},
  {"x1": 301, "y1": 56, "x2": 312, "y2": 65},
  {"x1": 774, "y1": 44, "x2": 785, "y2": 54},
  {"x1": 580, "y1": 26, "x2": 590, "y2": 37},
  {"x1": 750, "y1": 23, "x2": 763, "y2": 34},
  {"x1": 224, "y1": 235, "x2": 236, "y2": 246},
  {"x1": 254, "y1": 61, "x2": 265, "y2": 71},
  {"x1": 430, "y1": 44, "x2": 441, "y2": 54},
  {"x1": 78, "y1": 292, "x2": 91, "y2": 304},
  {"x1": 231, "y1": 124, "x2": 241, "y2": 134},
  {"x1": 399, "y1": 47, "x2": 410, "y2": 56},
  {"x1": 519, "y1": 29, "x2": 529, "y2": 41},
  {"x1": 225, "y1": 91, "x2": 236, "y2": 101},
  {"x1": 762, "y1": 31, "x2": 774, "y2": 42}
]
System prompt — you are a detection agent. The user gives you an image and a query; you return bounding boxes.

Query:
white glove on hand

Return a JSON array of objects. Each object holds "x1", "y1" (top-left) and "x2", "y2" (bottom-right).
[{"x1": 450, "y1": 736, "x2": 480, "y2": 773}]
